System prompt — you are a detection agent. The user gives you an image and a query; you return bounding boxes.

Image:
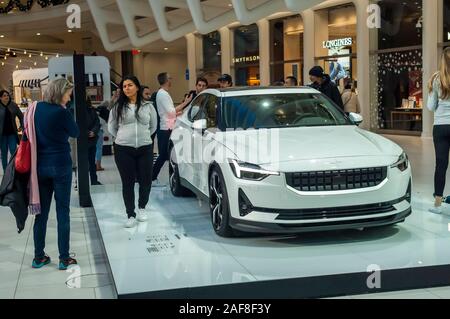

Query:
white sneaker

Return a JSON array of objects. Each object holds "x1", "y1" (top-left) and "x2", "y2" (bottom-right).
[
  {"x1": 429, "y1": 206, "x2": 443, "y2": 215},
  {"x1": 137, "y1": 209, "x2": 148, "y2": 222},
  {"x1": 125, "y1": 217, "x2": 137, "y2": 228}
]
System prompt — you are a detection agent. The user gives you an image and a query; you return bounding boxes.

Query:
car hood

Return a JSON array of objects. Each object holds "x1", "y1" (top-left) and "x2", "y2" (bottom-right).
[{"x1": 214, "y1": 126, "x2": 403, "y2": 170}]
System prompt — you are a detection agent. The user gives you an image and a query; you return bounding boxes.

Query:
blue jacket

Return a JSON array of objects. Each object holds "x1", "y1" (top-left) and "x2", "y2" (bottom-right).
[{"x1": 35, "y1": 102, "x2": 79, "y2": 168}]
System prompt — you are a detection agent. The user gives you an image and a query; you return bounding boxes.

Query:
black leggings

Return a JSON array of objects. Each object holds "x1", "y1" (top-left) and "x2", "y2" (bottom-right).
[
  {"x1": 433, "y1": 125, "x2": 450, "y2": 197},
  {"x1": 114, "y1": 144, "x2": 153, "y2": 218}
]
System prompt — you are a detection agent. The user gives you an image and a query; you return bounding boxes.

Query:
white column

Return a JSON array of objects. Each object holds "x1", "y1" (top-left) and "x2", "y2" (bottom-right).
[
  {"x1": 257, "y1": 18, "x2": 270, "y2": 86},
  {"x1": 219, "y1": 27, "x2": 231, "y2": 75},
  {"x1": 354, "y1": 0, "x2": 370, "y2": 130},
  {"x1": 301, "y1": 9, "x2": 315, "y2": 85},
  {"x1": 422, "y1": 0, "x2": 439, "y2": 138},
  {"x1": 186, "y1": 33, "x2": 198, "y2": 90}
]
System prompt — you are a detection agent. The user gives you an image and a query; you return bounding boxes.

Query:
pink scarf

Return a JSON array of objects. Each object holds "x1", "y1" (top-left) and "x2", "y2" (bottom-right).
[{"x1": 25, "y1": 101, "x2": 40, "y2": 215}]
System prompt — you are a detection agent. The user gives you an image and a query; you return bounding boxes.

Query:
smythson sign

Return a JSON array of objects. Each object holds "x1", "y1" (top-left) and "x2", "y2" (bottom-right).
[
  {"x1": 232, "y1": 55, "x2": 260, "y2": 64},
  {"x1": 322, "y1": 37, "x2": 353, "y2": 49}
]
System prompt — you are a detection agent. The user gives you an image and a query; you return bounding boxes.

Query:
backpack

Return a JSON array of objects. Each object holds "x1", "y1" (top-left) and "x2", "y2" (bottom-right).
[{"x1": 150, "y1": 91, "x2": 160, "y2": 132}]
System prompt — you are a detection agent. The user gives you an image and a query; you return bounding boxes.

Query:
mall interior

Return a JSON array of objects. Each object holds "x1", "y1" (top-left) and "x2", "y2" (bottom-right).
[{"x1": 1, "y1": 0, "x2": 450, "y2": 299}]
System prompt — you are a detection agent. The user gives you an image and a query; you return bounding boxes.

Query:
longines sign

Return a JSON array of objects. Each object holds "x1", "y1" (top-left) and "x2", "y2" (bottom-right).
[
  {"x1": 232, "y1": 55, "x2": 260, "y2": 64},
  {"x1": 323, "y1": 37, "x2": 353, "y2": 49}
]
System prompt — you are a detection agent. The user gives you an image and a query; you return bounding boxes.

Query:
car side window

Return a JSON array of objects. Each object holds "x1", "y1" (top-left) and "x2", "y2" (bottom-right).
[
  {"x1": 188, "y1": 95, "x2": 207, "y2": 122},
  {"x1": 204, "y1": 95, "x2": 218, "y2": 129}
]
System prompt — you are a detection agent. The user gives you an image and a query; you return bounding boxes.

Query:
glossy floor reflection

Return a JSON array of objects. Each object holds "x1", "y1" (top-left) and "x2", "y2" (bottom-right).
[{"x1": 91, "y1": 135, "x2": 450, "y2": 298}]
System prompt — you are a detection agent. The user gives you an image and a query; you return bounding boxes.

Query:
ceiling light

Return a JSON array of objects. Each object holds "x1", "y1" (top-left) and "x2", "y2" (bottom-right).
[
  {"x1": 56, "y1": 54, "x2": 59, "y2": 58},
  {"x1": 29, "y1": 54, "x2": 32, "y2": 58},
  {"x1": 19, "y1": 59, "x2": 22, "y2": 63},
  {"x1": 68, "y1": 29, "x2": 73, "y2": 33},
  {"x1": 7, "y1": 48, "x2": 10, "y2": 52},
  {"x1": 40, "y1": 52, "x2": 43, "y2": 56},
  {"x1": 24, "y1": 50, "x2": 27, "y2": 54},
  {"x1": 0, "y1": 35, "x2": 4, "y2": 38},
  {"x1": 36, "y1": 33, "x2": 41, "y2": 36},
  {"x1": 164, "y1": 47, "x2": 168, "y2": 50},
  {"x1": 34, "y1": 62, "x2": 37, "y2": 66},
  {"x1": 45, "y1": 56, "x2": 48, "y2": 60}
]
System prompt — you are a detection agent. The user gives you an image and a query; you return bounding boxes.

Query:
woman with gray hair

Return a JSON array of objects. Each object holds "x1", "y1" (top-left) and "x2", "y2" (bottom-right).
[{"x1": 31, "y1": 78, "x2": 80, "y2": 270}]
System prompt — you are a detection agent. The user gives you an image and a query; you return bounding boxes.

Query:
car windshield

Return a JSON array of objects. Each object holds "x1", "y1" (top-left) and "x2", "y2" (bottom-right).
[{"x1": 221, "y1": 93, "x2": 353, "y2": 130}]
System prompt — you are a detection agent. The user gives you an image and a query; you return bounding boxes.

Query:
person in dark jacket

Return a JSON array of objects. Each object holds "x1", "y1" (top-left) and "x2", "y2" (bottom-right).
[
  {"x1": 0, "y1": 90, "x2": 24, "y2": 171},
  {"x1": 33, "y1": 78, "x2": 80, "y2": 270},
  {"x1": 308, "y1": 66, "x2": 344, "y2": 110},
  {"x1": 86, "y1": 97, "x2": 101, "y2": 185}
]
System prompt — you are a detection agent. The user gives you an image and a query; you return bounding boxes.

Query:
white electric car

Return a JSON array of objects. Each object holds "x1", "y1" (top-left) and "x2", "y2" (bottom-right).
[{"x1": 168, "y1": 87, "x2": 412, "y2": 237}]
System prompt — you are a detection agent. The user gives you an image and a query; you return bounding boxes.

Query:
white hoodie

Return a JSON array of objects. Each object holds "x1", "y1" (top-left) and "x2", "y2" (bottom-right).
[{"x1": 108, "y1": 101, "x2": 158, "y2": 148}]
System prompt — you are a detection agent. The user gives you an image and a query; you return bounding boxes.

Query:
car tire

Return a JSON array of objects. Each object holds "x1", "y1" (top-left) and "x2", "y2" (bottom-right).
[
  {"x1": 169, "y1": 147, "x2": 192, "y2": 197},
  {"x1": 209, "y1": 166, "x2": 234, "y2": 237}
]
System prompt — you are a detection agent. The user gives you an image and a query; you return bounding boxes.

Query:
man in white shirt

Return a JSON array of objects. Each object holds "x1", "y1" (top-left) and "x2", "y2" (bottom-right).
[{"x1": 152, "y1": 72, "x2": 192, "y2": 183}]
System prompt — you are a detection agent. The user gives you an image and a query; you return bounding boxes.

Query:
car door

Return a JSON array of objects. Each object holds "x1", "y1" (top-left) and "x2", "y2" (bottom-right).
[
  {"x1": 196, "y1": 94, "x2": 220, "y2": 195},
  {"x1": 181, "y1": 94, "x2": 208, "y2": 187}
]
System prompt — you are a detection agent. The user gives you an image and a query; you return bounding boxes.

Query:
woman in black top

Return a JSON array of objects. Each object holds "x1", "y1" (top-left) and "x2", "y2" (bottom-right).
[{"x1": 0, "y1": 90, "x2": 23, "y2": 171}]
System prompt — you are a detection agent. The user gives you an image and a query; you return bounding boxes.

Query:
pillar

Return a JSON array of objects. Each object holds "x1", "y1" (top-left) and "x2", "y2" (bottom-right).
[
  {"x1": 186, "y1": 33, "x2": 198, "y2": 90},
  {"x1": 354, "y1": 0, "x2": 371, "y2": 130},
  {"x1": 422, "y1": 0, "x2": 439, "y2": 138},
  {"x1": 301, "y1": 9, "x2": 315, "y2": 85},
  {"x1": 219, "y1": 26, "x2": 231, "y2": 76},
  {"x1": 257, "y1": 18, "x2": 270, "y2": 86}
]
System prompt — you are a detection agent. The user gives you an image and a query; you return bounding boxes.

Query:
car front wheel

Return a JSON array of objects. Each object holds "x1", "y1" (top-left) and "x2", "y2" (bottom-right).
[
  {"x1": 169, "y1": 148, "x2": 192, "y2": 197},
  {"x1": 209, "y1": 167, "x2": 234, "y2": 237}
]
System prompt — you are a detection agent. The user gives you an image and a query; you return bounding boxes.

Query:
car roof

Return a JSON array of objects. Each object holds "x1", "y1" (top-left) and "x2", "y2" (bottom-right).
[{"x1": 201, "y1": 86, "x2": 320, "y2": 97}]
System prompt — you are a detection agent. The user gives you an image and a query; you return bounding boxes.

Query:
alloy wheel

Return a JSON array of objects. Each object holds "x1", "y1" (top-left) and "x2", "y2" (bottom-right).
[{"x1": 209, "y1": 171, "x2": 223, "y2": 230}]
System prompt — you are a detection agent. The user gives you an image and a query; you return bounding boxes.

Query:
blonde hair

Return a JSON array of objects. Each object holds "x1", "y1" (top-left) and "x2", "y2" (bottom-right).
[
  {"x1": 43, "y1": 78, "x2": 74, "y2": 105},
  {"x1": 429, "y1": 47, "x2": 450, "y2": 100}
]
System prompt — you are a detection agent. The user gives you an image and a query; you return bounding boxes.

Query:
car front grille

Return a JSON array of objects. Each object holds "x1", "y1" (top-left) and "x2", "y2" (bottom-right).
[
  {"x1": 285, "y1": 167, "x2": 388, "y2": 192},
  {"x1": 272, "y1": 198, "x2": 402, "y2": 221}
]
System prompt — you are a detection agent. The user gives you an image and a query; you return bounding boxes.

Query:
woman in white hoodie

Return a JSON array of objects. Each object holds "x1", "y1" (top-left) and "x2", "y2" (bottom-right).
[{"x1": 108, "y1": 76, "x2": 158, "y2": 228}]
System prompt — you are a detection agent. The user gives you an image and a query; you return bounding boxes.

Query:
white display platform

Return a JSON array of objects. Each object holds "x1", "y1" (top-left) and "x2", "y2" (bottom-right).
[{"x1": 91, "y1": 183, "x2": 450, "y2": 299}]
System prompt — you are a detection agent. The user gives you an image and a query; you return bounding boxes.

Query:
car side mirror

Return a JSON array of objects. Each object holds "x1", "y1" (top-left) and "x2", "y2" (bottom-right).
[
  {"x1": 349, "y1": 112, "x2": 363, "y2": 126},
  {"x1": 192, "y1": 119, "x2": 207, "y2": 133}
]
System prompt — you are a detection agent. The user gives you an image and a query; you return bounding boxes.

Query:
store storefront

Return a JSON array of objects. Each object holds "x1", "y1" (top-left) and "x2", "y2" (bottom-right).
[
  {"x1": 200, "y1": 31, "x2": 222, "y2": 87},
  {"x1": 370, "y1": 0, "x2": 423, "y2": 134},
  {"x1": 232, "y1": 24, "x2": 260, "y2": 86},
  {"x1": 269, "y1": 14, "x2": 304, "y2": 85},
  {"x1": 314, "y1": 3, "x2": 357, "y2": 90}
]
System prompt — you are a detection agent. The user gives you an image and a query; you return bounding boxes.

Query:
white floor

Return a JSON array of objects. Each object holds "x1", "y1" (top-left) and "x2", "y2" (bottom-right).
[{"x1": 2, "y1": 134, "x2": 450, "y2": 299}]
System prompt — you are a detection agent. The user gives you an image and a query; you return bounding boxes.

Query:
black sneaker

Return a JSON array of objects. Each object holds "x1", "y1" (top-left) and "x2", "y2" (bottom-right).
[
  {"x1": 59, "y1": 257, "x2": 78, "y2": 270},
  {"x1": 32, "y1": 255, "x2": 51, "y2": 269}
]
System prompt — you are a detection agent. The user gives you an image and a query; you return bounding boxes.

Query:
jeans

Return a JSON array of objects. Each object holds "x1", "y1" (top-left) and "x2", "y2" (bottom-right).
[
  {"x1": 88, "y1": 143, "x2": 99, "y2": 184},
  {"x1": 114, "y1": 144, "x2": 153, "y2": 218},
  {"x1": 152, "y1": 130, "x2": 171, "y2": 180},
  {"x1": 33, "y1": 165, "x2": 73, "y2": 260},
  {"x1": 433, "y1": 125, "x2": 450, "y2": 197},
  {"x1": 96, "y1": 129, "x2": 103, "y2": 163},
  {"x1": 1, "y1": 134, "x2": 17, "y2": 170}
]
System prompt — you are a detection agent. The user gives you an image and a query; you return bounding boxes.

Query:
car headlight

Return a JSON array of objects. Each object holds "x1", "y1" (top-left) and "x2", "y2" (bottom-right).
[
  {"x1": 390, "y1": 152, "x2": 409, "y2": 172},
  {"x1": 229, "y1": 159, "x2": 280, "y2": 181}
]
